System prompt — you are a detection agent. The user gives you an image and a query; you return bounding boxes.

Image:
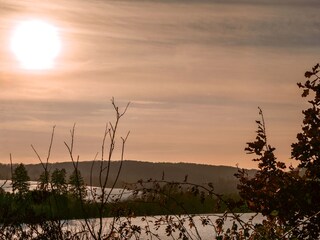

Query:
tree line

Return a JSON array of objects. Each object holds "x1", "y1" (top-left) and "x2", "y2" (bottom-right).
[{"x1": 11, "y1": 163, "x2": 85, "y2": 197}]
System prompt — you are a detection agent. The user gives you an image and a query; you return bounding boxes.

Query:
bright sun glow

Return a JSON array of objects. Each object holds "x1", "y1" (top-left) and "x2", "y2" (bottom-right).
[{"x1": 11, "y1": 20, "x2": 61, "y2": 70}]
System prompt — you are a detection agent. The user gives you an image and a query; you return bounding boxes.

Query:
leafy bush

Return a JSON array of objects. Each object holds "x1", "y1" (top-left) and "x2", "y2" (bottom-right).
[{"x1": 236, "y1": 63, "x2": 320, "y2": 239}]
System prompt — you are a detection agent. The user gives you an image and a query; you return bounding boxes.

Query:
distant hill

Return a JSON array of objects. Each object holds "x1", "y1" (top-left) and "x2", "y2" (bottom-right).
[{"x1": 0, "y1": 160, "x2": 256, "y2": 194}]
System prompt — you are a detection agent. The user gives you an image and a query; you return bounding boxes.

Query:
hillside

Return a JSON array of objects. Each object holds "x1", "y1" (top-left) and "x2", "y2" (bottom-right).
[{"x1": 0, "y1": 160, "x2": 256, "y2": 194}]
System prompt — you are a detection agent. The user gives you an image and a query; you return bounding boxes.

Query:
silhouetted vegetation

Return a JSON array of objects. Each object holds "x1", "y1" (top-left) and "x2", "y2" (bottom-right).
[
  {"x1": 12, "y1": 163, "x2": 30, "y2": 195},
  {"x1": 234, "y1": 63, "x2": 320, "y2": 239}
]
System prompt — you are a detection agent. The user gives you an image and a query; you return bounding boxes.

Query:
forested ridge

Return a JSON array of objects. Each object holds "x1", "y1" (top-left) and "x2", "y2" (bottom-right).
[{"x1": 0, "y1": 160, "x2": 256, "y2": 194}]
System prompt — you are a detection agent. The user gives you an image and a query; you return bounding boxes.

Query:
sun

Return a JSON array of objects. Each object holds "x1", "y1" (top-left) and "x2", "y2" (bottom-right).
[{"x1": 11, "y1": 20, "x2": 61, "y2": 70}]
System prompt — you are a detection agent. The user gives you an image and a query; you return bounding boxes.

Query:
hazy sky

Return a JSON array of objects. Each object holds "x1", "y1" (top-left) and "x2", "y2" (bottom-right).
[{"x1": 0, "y1": 0, "x2": 319, "y2": 168}]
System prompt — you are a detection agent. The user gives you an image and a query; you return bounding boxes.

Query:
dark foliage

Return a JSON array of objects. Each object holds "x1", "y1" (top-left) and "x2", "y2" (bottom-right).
[
  {"x1": 236, "y1": 63, "x2": 320, "y2": 239},
  {"x1": 123, "y1": 181, "x2": 247, "y2": 217},
  {"x1": 51, "y1": 168, "x2": 67, "y2": 194},
  {"x1": 68, "y1": 169, "x2": 86, "y2": 199},
  {"x1": 12, "y1": 163, "x2": 30, "y2": 195}
]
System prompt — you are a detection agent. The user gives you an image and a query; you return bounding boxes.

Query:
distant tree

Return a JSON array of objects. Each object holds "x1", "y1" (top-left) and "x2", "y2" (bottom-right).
[
  {"x1": 38, "y1": 170, "x2": 50, "y2": 191},
  {"x1": 69, "y1": 169, "x2": 86, "y2": 199},
  {"x1": 51, "y1": 168, "x2": 67, "y2": 194},
  {"x1": 12, "y1": 163, "x2": 30, "y2": 195}
]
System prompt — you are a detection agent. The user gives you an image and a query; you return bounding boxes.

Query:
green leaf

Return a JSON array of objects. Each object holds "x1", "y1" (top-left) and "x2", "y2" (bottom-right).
[{"x1": 270, "y1": 210, "x2": 278, "y2": 217}]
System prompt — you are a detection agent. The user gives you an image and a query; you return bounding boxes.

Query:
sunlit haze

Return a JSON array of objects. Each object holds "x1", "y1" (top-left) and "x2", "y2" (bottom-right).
[
  {"x1": 11, "y1": 20, "x2": 61, "y2": 70},
  {"x1": 0, "y1": 0, "x2": 319, "y2": 169}
]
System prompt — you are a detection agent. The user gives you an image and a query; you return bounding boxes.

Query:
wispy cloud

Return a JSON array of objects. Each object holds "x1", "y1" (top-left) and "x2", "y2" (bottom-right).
[{"x1": 0, "y1": 0, "x2": 318, "y2": 167}]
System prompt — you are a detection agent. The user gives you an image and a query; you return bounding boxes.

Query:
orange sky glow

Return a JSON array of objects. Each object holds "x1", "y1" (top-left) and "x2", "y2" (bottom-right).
[{"x1": 0, "y1": 0, "x2": 320, "y2": 169}]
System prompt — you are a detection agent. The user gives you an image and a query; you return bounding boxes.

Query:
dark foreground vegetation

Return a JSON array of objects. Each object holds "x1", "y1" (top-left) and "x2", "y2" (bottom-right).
[
  {"x1": 0, "y1": 172, "x2": 247, "y2": 224},
  {"x1": 1, "y1": 64, "x2": 320, "y2": 239}
]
